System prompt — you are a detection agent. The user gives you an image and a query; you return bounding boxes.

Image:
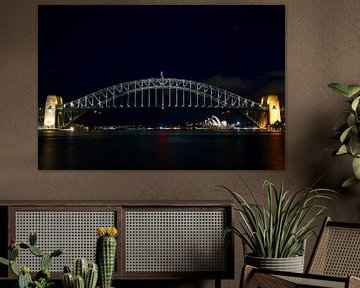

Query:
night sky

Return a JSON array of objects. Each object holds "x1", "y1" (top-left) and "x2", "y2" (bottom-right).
[{"x1": 38, "y1": 5, "x2": 285, "y2": 125}]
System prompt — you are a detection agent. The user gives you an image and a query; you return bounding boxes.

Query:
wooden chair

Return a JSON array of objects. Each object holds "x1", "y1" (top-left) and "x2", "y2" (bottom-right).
[{"x1": 241, "y1": 217, "x2": 360, "y2": 288}]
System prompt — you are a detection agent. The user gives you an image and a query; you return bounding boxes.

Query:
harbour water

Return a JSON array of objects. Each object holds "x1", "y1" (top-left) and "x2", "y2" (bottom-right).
[{"x1": 38, "y1": 130, "x2": 285, "y2": 170}]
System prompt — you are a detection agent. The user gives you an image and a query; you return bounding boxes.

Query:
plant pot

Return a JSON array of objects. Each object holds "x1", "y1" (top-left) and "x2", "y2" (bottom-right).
[{"x1": 245, "y1": 254, "x2": 305, "y2": 273}]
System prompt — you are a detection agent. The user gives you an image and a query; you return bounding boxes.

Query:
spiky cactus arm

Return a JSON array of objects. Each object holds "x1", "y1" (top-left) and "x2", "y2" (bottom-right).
[
  {"x1": 63, "y1": 265, "x2": 72, "y2": 273},
  {"x1": 74, "y1": 258, "x2": 88, "y2": 280},
  {"x1": 50, "y1": 248, "x2": 63, "y2": 258},
  {"x1": 96, "y1": 227, "x2": 118, "y2": 288},
  {"x1": 41, "y1": 254, "x2": 52, "y2": 270},
  {"x1": 18, "y1": 272, "x2": 32, "y2": 288},
  {"x1": 18, "y1": 266, "x2": 32, "y2": 288},
  {"x1": 73, "y1": 275, "x2": 85, "y2": 288},
  {"x1": 85, "y1": 263, "x2": 98, "y2": 288},
  {"x1": 9, "y1": 246, "x2": 19, "y2": 260},
  {"x1": 63, "y1": 272, "x2": 74, "y2": 288},
  {"x1": 29, "y1": 245, "x2": 44, "y2": 257},
  {"x1": 29, "y1": 232, "x2": 37, "y2": 246}
]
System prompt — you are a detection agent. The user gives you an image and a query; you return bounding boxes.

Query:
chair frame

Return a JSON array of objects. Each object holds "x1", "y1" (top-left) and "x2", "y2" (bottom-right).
[{"x1": 240, "y1": 217, "x2": 360, "y2": 288}]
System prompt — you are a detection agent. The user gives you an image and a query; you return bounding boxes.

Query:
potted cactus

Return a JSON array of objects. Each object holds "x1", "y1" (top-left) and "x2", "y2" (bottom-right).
[
  {"x1": 62, "y1": 258, "x2": 98, "y2": 288},
  {"x1": 96, "y1": 227, "x2": 118, "y2": 288},
  {"x1": 0, "y1": 232, "x2": 63, "y2": 288}
]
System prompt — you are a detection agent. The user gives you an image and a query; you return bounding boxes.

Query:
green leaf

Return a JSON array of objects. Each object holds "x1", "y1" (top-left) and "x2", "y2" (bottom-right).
[
  {"x1": 342, "y1": 177, "x2": 360, "y2": 188},
  {"x1": 351, "y1": 96, "x2": 360, "y2": 111},
  {"x1": 347, "y1": 114, "x2": 356, "y2": 128},
  {"x1": 348, "y1": 135, "x2": 360, "y2": 157},
  {"x1": 347, "y1": 85, "x2": 360, "y2": 97},
  {"x1": 328, "y1": 83, "x2": 351, "y2": 97},
  {"x1": 352, "y1": 157, "x2": 360, "y2": 179},
  {"x1": 10, "y1": 261, "x2": 20, "y2": 276},
  {"x1": 336, "y1": 144, "x2": 348, "y2": 155},
  {"x1": 340, "y1": 126, "x2": 353, "y2": 143},
  {"x1": 221, "y1": 179, "x2": 335, "y2": 258},
  {"x1": 0, "y1": 257, "x2": 9, "y2": 266}
]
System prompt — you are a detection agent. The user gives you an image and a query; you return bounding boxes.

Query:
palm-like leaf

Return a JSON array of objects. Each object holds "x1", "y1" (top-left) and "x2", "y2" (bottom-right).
[{"x1": 221, "y1": 179, "x2": 335, "y2": 258}]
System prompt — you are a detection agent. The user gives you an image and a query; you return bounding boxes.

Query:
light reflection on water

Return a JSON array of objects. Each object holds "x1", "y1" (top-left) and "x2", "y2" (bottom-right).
[{"x1": 38, "y1": 130, "x2": 285, "y2": 170}]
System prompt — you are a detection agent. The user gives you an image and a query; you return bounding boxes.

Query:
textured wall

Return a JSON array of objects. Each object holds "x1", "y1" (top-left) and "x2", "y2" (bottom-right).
[{"x1": 1, "y1": 0, "x2": 360, "y2": 287}]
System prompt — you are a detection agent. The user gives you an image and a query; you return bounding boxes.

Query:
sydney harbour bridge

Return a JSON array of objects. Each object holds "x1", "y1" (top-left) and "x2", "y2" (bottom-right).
[{"x1": 42, "y1": 77, "x2": 280, "y2": 129}]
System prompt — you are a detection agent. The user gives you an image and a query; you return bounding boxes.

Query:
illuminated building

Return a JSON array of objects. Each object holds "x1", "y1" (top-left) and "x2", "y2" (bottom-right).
[{"x1": 205, "y1": 115, "x2": 227, "y2": 127}]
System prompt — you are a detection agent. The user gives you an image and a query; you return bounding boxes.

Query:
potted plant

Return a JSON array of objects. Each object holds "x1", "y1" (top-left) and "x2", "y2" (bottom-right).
[
  {"x1": 220, "y1": 179, "x2": 335, "y2": 273},
  {"x1": 62, "y1": 258, "x2": 98, "y2": 288},
  {"x1": 328, "y1": 83, "x2": 360, "y2": 187},
  {"x1": 96, "y1": 227, "x2": 118, "y2": 288},
  {"x1": 0, "y1": 232, "x2": 63, "y2": 288}
]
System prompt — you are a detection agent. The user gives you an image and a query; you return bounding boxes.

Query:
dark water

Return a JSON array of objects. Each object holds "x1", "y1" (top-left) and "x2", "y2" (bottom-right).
[{"x1": 38, "y1": 130, "x2": 285, "y2": 170}]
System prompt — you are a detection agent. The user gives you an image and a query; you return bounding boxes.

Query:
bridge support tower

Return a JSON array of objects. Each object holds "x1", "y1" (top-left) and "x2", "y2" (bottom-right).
[
  {"x1": 259, "y1": 94, "x2": 281, "y2": 128},
  {"x1": 43, "y1": 95, "x2": 63, "y2": 129}
]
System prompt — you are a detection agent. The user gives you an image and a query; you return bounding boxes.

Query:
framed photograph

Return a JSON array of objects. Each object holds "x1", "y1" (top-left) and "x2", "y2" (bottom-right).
[{"x1": 38, "y1": 5, "x2": 285, "y2": 170}]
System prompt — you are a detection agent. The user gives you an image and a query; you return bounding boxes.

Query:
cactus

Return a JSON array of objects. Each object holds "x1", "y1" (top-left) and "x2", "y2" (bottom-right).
[
  {"x1": 29, "y1": 232, "x2": 37, "y2": 246},
  {"x1": 73, "y1": 275, "x2": 85, "y2": 288},
  {"x1": 63, "y1": 271, "x2": 74, "y2": 288},
  {"x1": 18, "y1": 270, "x2": 32, "y2": 288},
  {"x1": 18, "y1": 266, "x2": 32, "y2": 288},
  {"x1": 9, "y1": 246, "x2": 19, "y2": 260},
  {"x1": 29, "y1": 245, "x2": 44, "y2": 257},
  {"x1": 85, "y1": 263, "x2": 98, "y2": 288},
  {"x1": 96, "y1": 227, "x2": 118, "y2": 288},
  {"x1": 51, "y1": 248, "x2": 64, "y2": 258},
  {"x1": 74, "y1": 258, "x2": 87, "y2": 279},
  {"x1": 0, "y1": 232, "x2": 64, "y2": 288},
  {"x1": 41, "y1": 253, "x2": 52, "y2": 270},
  {"x1": 64, "y1": 265, "x2": 72, "y2": 273},
  {"x1": 63, "y1": 260, "x2": 98, "y2": 288}
]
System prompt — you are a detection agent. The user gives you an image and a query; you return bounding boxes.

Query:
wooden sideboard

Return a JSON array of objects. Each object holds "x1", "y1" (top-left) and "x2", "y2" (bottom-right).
[{"x1": 0, "y1": 201, "x2": 234, "y2": 288}]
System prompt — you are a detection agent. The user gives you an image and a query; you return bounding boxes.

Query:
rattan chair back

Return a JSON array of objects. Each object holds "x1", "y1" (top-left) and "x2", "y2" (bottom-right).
[{"x1": 307, "y1": 217, "x2": 360, "y2": 278}]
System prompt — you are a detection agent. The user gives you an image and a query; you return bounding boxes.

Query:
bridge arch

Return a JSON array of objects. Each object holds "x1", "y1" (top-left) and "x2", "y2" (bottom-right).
[
  {"x1": 53, "y1": 78, "x2": 268, "y2": 128},
  {"x1": 63, "y1": 78, "x2": 263, "y2": 110}
]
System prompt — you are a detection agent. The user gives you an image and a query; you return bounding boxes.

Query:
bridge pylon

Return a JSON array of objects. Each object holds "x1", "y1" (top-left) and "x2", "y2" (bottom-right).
[
  {"x1": 43, "y1": 95, "x2": 64, "y2": 129},
  {"x1": 259, "y1": 94, "x2": 281, "y2": 128}
]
